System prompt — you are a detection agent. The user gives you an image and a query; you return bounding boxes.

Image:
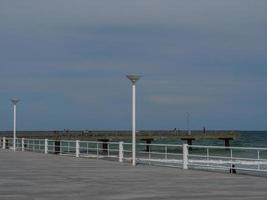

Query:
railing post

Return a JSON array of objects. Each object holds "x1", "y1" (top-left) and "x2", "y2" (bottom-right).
[
  {"x1": 3, "y1": 137, "x2": 6, "y2": 149},
  {"x1": 22, "y1": 138, "x2": 25, "y2": 151},
  {"x1": 33, "y1": 141, "x2": 35, "y2": 151},
  {"x1": 107, "y1": 143, "x2": 110, "y2": 157},
  {"x1": 149, "y1": 146, "x2": 151, "y2": 165},
  {"x1": 119, "y1": 141, "x2": 124, "y2": 162},
  {"x1": 257, "y1": 150, "x2": 260, "y2": 170},
  {"x1": 76, "y1": 140, "x2": 80, "y2": 158},
  {"x1": 44, "y1": 139, "x2": 48, "y2": 154},
  {"x1": 165, "y1": 145, "x2": 168, "y2": 160},
  {"x1": 183, "y1": 144, "x2": 189, "y2": 170},
  {"x1": 67, "y1": 142, "x2": 70, "y2": 153}
]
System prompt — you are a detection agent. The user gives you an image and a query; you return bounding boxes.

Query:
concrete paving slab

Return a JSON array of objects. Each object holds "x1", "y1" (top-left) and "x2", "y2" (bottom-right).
[{"x1": 0, "y1": 150, "x2": 266, "y2": 200}]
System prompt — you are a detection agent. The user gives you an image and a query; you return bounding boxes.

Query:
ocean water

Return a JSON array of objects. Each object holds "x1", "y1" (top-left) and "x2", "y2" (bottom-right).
[
  {"x1": 155, "y1": 131, "x2": 267, "y2": 147},
  {"x1": 230, "y1": 131, "x2": 267, "y2": 148},
  {"x1": 133, "y1": 131, "x2": 267, "y2": 169}
]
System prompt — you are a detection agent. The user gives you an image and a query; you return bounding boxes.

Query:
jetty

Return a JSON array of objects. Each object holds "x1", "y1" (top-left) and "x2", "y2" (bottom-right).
[
  {"x1": 0, "y1": 130, "x2": 239, "y2": 147},
  {"x1": 0, "y1": 149, "x2": 266, "y2": 200}
]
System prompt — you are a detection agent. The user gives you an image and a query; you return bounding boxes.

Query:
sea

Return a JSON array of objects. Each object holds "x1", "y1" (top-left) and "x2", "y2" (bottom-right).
[{"x1": 156, "y1": 131, "x2": 267, "y2": 147}]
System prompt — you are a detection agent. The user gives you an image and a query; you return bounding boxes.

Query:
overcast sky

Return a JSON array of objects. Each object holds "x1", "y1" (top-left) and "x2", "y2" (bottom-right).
[{"x1": 1, "y1": 0, "x2": 267, "y2": 131}]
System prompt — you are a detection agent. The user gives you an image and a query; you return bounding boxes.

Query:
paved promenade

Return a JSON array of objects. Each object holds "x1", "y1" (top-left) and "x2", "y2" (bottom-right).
[{"x1": 0, "y1": 150, "x2": 266, "y2": 200}]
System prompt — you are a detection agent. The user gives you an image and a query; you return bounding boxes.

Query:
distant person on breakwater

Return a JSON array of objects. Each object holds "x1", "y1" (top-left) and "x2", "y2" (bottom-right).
[{"x1": 203, "y1": 127, "x2": 206, "y2": 134}]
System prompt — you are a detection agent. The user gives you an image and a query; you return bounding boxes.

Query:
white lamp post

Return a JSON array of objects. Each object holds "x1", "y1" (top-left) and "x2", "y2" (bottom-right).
[
  {"x1": 11, "y1": 98, "x2": 20, "y2": 152},
  {"x1": 126, "y1": 74, "x2": 141, "y2": 166},
  {"x1": 186, "y1": 112, "x2": 191, "y2": 135}
]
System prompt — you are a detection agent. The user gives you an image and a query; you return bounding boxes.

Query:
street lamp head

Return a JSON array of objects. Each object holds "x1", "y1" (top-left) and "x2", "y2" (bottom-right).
[
  {"x1": 11, "y1": 98, "x2": 20, "y2": 105},
  {"x1": 126, "y1": 74, "x2": 142, "y2": 84}
]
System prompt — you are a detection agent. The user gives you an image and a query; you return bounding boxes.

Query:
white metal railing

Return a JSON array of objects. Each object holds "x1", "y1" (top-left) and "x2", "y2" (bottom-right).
[
  {"x1": 1, "y1": 137, "x2": 267, "y2": 175},
  {"x1": 79, "y1": 140, "x2": 120, "y2": 159},
  {"x1": 3, "y1": 137, "x2": 14, "y2": 150},
  {"x1": 24, "y1": 138, "x2": 45, "y2": 153},
  {"x1": 188, "y1": 145, "x2": 267, "y2": 173},
  {"x1": 123, "y1": 142, "x2": 184, "y2": 168}
]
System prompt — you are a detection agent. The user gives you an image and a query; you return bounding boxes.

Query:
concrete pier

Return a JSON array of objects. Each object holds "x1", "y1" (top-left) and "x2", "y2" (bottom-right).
[
  {"x1": 220, "y1": 138, "x2": 233, "y2": 147},
  {"x1": 141, "y1": 138, "x2": 153, "y2": 152},
  {"x1": 181, "y1": 138, "x2": 195, "y2": 150},
  {"x1": 0, "y1": 130, "x2": 240, "y2": 147},
  {"x1": 0, "y1": 150, "x2": 267, "y2": 200},
  {"x1": 54, "y1": 140, "x2": 60, "y2": 154},
  {"x1": 98, "y1": 139, "x2": 109, "y2": 154}
]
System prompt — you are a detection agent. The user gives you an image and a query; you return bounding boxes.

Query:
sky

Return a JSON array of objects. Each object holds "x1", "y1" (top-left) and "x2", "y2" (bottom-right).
[{"x1": 0, "y1": 0, "x2": 267, "y2": 131}]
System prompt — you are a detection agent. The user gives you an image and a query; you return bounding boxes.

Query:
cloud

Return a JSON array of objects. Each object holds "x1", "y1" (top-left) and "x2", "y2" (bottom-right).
[
  {"x1": 145, "y1": 95, "x2": 209, "y2": 106},
  {"x1": 0, "y1": 0, "x2": 267, "y2": 130}
]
